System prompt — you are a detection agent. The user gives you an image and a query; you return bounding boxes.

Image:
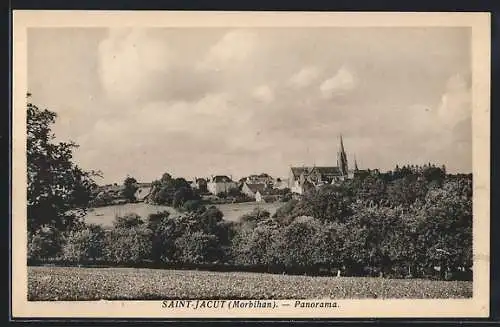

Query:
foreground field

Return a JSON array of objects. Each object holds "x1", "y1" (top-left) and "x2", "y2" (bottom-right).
[
  {"x1": 84, "y1": 201, "x2": 282, "y2": 228},
  {"x1": 28, "y1": 266, "x2": 472, "y2": 301}
]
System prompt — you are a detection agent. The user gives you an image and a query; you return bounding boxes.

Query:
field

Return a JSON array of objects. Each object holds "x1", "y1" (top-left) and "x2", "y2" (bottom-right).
[
  {"x1": 84, "y1": 201, "x2": 282, "y2": 228},
  {"x1": 28, "y1": 266, "x2": 472, "y2": 301}
]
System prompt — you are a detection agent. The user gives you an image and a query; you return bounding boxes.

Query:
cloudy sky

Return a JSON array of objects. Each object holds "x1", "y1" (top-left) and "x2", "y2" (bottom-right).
[{"x1": 28, "y1": 27, "x2": 472, "y2": 184}]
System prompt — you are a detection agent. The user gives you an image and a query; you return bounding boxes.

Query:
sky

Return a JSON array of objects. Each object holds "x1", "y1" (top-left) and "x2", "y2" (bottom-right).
[{"x1": 27, "y1": 27, "x2": 472, "y2": 184}]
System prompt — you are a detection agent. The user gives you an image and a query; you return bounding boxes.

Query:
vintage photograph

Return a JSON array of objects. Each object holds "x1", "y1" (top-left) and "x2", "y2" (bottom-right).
[{"x1": 12, "y1": 11, "x2": 490, "y2": 318}]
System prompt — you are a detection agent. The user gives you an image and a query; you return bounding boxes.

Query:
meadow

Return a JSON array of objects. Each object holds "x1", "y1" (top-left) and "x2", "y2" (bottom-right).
[
  {"x1": 84, "y1": 201, "x2": 282, "y2": 227},
  {"x1": 28, "y1": 266, "x2": 472, "y2": 301}
]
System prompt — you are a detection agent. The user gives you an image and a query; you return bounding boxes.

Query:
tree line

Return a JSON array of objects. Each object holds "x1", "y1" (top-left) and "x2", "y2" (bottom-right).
[{"x1": 26, "y1": 97, "x2": 472, "y2": 280}]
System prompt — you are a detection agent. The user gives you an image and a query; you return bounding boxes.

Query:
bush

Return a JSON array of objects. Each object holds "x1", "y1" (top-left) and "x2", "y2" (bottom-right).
[
  {"x1": 28, "y1": 225, "x2": 64, "y2": 261},
  {"x1": 181, "y1": 199, "x2": 206, "y2": 213},
  {"x1": 113, "y1": 213, "x2": 144, "y2": 229},
  {"x1": 174, "y1": 231, "x2": 221, "y2": 264},
  {"x1": 240, "y1": 208, "x2": 270, "y2": 227},
  {"x1": 104, "y1": 225, "x2": 152, "y2": 264},
  {"x1": 62, "y1": 224, "x2": 105, "y2": 262},
  {"x1": 231, "y1": 219, "x2": 280, "y2": 266},
  {"x1": 146, "y1": 210, "x2": 170, "y2": 232}
]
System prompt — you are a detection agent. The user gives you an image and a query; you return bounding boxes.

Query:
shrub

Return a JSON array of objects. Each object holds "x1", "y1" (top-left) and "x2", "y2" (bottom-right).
[
  {"x1": 146, "y1": 210, "x2": 170, "y2": 232},
  {"x1": 181, "y1": 199, "x2": 206, "y2": 213},
  {"x1": 174, "y1": 231, "x2": 221, "y2": 264},
  {"x1": 62, "y1": 224, "x2": 105, "y2": 262},
  {"x1": 28, "y1": 225, "x2": 64, "y2": 261},
  {"x1": 113, "y1": 213, "x2": 144, "y2": 229},
  {"x1": 231, "y1": 219, "x2": 280, "y2": 266},
  {"x1": 240, "y1": 208, "x2": 270, "y2": 227},
  {"x1": 104, "y1": 225, "x2": 152, "y2": 264}
]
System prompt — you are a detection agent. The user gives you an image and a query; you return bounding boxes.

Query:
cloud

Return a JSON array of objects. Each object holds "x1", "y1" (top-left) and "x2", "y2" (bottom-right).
[
  {"x1": 98, "y1": 28, "x2": 216, "y2": 105},
  {"x1": 197, "y1": 30, "x2": 259, "y2": 72},
  {"x1": 288, "y1": 66, "x2": 320, "y2": 89},
  {"x1": 320, "y1": 66, "x2": 357, "y2": 99},
  {"x1": 437, "y1": 73, "x2": 471, "y2": 128},
  {"x1": 252, "y1": 84, "x2": 275, "y2": 104},
  {"x1": 30, "y1": 27, "x2": 473, "y2": 181},
  {"x1": 98, "y1": 29, "x2": 173, "y2": 103}
]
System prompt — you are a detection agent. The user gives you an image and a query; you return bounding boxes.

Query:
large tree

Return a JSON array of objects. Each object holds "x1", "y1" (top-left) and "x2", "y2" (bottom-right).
[
  {"x1": 27, "y1": 94, "x2": 98, "y2": 232},
  {"x1": 122, "y1": 176, "x2": 138, "y2": 202}
]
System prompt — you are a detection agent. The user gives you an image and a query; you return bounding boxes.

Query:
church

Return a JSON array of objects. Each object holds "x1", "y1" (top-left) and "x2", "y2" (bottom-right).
[{"x1": 288, "y1": 135, "x2": 360, "y2": 195}]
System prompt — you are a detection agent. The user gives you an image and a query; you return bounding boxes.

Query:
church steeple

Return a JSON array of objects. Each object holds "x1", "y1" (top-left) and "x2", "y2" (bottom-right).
[
  {"x1": 337, "y1": 134, "x2": 348, "y2": 176},
  {"x1": 354, "y1": 155, "x2": 359, "y2": 171}
]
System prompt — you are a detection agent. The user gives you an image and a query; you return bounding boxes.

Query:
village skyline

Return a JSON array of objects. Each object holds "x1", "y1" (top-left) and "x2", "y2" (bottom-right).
[{"x1": 28, "y1": 27, "x2": 472, "y2": 184}]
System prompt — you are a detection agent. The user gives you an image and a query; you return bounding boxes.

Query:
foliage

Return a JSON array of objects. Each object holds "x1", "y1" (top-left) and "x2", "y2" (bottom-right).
[
  {"x1": 172, "y1": 186, "x2": 198, "y2": 209},
  {"x1": 231, "y1": 218, "x2": 280, "y2": 266},
  {"x1": 62, "y1": 224, "x2": 105, "y2": 261},
  {"x1": 27, "y1": 95, "x2": 98, "y2": 232},
  {"x1": 148, "y1": 174, "x2": 199, "y2": 206},
  {"x1": 28, "y1": 225, "x2": 64, "y2": 260},
  {"x1": 122, "y1": 177, "x2": 138, "y2": 202},
  {"x1": 230, "y1": 166, "x2": 471, "y2": 279},
  {"x1": 298, "y1": 185, "x2": 354, "y2": 223},
  {"x1": 181, "y1": 199, "x2": 206, "y2": 213},
  {"x1": 239, "y1": 207, "x2": 271, "y2": 227},
  {"x1": 27, "y1": 154, "x2": 471, "y2": 281},
  {"x1": 174, "y1": 231, "x2": 221, "y2": 264},
  {"x1": 112, "y1": 213, "x2": 144, "y2": 229},
  {"x1": 104, "y1": 225, "x2": 152, "y2": 264}
]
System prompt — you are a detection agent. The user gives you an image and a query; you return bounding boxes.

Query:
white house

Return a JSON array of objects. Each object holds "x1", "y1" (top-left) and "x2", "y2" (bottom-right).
[
  {"x1": 207, "y1": 175, "x2": 238, "y2": 195},
  {"x1": 134, "y1": 182, "x2": 152, "y2": 202},
  {"x1": 241, "y1": 182, "x2": 267, "y2": 200}
]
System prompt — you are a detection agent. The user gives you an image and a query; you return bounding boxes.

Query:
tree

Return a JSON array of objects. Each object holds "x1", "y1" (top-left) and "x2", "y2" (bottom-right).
[
  {"x1": 175, "y1": 231, "x2": 221, "y2": 264},
  {"x1": 149, "y1": 174, "x2": 198, "y2": 206},
  {"x1": 299, "y1": 185, "x2": 354, "y2": 223},
  {"x1": 27, "y1": 225, "x2": 64, "y2": 260},
  {"x1": 122, "y1": 176, "x2": 138, "y2": 202},
  {"x1": 182, "y1": 199, "x2": 206, "y2": 213},
  {"x1": 240, "y1": 208, "x2": 271, "y2": 227},
  {"x1": 172, "y1": 186, "x2": 197, "y2": 208},
  {"x1": 27, "y1": 95, "x2": 99, "y2": 232},
  {"x1": 62, "y1": 224, "x2": 105, "y2": 262}
]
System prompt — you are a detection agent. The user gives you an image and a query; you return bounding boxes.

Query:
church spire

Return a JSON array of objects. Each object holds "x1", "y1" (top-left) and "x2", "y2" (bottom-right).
[
  {"x1": 337, "y1": 134, "x2": 348, "y2": 176},
  {"x1": 340, "y1": 134, "x2": 345, "y2": 153},
  {"x1": 354, "y1": 155, "x2": 359, "y2": 171}
]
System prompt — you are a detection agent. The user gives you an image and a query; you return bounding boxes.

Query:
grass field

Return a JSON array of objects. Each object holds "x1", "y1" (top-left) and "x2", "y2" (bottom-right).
[
  {"x1": 84, "y1": 201, "x2": 282, "y2": 228},
  {"x1": 28, "y1": 266, "x2": 472, "y2": 301}
]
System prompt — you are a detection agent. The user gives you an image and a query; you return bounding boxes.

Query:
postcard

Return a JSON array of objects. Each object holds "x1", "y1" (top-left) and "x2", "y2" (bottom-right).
[{"x1": 11, "y1": 10, "x2": 490, "y2": 318}]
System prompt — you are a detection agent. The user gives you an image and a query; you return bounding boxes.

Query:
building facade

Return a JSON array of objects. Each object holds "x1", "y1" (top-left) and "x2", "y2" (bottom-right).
[
  {"x1": 207, "y1": 175, "x2": 238, "y2": 195},
  {"x1": 241, "y1": 182, "x2": 267, "y2": 199},
  {"x1": 289, "y1": 135, "x2": 358, "y2": 195}
]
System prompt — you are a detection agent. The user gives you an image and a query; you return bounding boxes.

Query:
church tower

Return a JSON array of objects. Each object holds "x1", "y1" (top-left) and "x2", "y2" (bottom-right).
[{"x1": 337, "y1": 134, "x2": 348, "y2": 176}]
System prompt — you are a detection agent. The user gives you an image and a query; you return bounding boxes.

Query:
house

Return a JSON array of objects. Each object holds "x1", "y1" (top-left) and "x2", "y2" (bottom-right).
[
  {"x1": 255, "y1": 190, "x2": 264, "y2": 202},
  {"x1": 190, "y1": 177, "x2": 208, "y2": 193},
  {"x1": 241, "y1": 182, "x2": 267, "y2": 199},
  {"x1": 272, "y1": 178, "x2": 289, "y2": 190},
  {"x1": 289, "y1": 166, "x2": 347, "y2": 194},
  {"x1": 134, "y1": 182, "x2": 152, "y2": 202},
  {"x1": 207, "y1": 175, "x2": 238, "y2": 195}
]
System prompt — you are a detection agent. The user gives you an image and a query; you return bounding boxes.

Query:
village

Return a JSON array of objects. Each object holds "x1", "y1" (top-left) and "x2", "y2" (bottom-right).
[{"x1": 92, "y1": 136, "x2": 372, "y2": 207}]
